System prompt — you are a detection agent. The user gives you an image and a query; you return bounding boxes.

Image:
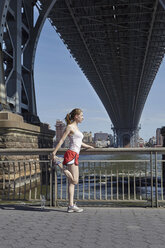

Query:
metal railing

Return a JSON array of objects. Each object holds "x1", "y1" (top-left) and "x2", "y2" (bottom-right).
[
  {"x1": 0, "y1": 148, "x2": 165, "y2": 207},
  {"x1": 0, "y1": 149, "x2": 52, "y2": 205}
]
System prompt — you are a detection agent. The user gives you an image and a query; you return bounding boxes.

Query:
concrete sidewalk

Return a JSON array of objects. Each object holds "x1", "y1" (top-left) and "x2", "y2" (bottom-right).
[{"x1": 0, "y1": 205, "x2": 165, "y2": 248}]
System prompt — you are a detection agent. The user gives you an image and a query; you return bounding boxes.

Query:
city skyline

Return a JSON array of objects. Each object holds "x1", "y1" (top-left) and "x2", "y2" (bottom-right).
[
  {"x1": 34, "y1": 19, "x2": 165, "y2": 142},
  {"x1": 54, "y1": 118, "x2": 160, "y2": 142}
]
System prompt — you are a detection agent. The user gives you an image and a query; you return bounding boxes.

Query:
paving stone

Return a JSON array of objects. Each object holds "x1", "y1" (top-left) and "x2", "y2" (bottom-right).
[{"x1": 1, "y1": 206, "x2": 165, "y2": 248}]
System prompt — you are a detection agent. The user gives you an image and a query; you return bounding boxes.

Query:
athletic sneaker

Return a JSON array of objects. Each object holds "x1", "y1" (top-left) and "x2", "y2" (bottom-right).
[
  {"x1": 67, "y1": 204, "x2": 83, "y2": 213},
  {"x1": 53, "y1": 156, "x2": 64, "y2": 170},
  {"x1": 54, "y1": 156, "x2": 63, "y2": 165}
]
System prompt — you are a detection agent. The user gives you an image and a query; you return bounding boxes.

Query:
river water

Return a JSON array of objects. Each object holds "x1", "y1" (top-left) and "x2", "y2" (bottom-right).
[
  {"x1": 79, "y1": 153, "x2": 163, "y2": 172},
  {"x1": 56, "y1": 153, "x2": 165, "y2": 202}
]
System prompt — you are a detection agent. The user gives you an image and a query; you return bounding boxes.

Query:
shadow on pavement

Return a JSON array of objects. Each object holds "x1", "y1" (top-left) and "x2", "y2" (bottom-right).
[{"x1": 0, "y1": 204, "x2": 67, "y2": 213}]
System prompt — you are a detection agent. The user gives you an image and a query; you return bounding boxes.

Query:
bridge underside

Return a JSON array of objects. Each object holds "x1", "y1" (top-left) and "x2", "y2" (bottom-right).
[
  {"x1": 46, "y1": 0, "x2": 165, "y2": 146},
  {"x1": 0, "y1": 0, "x2": 165, "y2": 147}
]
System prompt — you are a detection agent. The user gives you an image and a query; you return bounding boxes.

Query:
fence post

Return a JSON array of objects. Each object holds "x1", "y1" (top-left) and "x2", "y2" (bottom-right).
[
  {"x1": 155, "y1": 152, "x2": 158, "y2": 208},
  {"x1": 54, "y1": 165, "x2": 58, "y2": 207},
  {"x1": 150, "y1": 152, "x2": 154, "y2": 207},
  {"x1": 49, "y1": 159, "x2": 53, "y2": 207}
]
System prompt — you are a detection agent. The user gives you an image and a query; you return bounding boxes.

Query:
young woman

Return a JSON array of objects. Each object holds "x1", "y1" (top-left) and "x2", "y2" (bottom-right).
[{"x1": 52, "y1": 108, "x2": 94, "y2": 213}]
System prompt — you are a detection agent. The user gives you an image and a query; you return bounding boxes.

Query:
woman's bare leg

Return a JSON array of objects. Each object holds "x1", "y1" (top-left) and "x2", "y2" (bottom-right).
[
  {"x1": 67, "y1": 164, "x2": 79, "y2": 206},
  {"x1": 63, "y1": 168, "x2": 74, "y2": 182},
  {"x1": 56, "y1": 162, "x2": 79, "y2": 205},
  {"x1": 56, "y1": 162, "x2": 74, "y2": 182},
  {"x1": 68, "y1": 181, "x2": 75, "y2": 206}
]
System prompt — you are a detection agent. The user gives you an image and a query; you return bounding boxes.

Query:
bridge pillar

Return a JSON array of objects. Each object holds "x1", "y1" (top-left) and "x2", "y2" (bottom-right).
[
  {"x1": 0, "y1": 0, "x2": 10, "y2": 111},
  {"x1": 112, "y1": 128, "x2": 139, "y2": 148},
  {"x1": 0, "y1": 0, "x2": 57, "y2": 153},
  {"x1": 0, "y1": 0, "x2": 57, "y2": 124},
  {"x1": 0, "y1": 0, "x2": 38, "y2": 120}
]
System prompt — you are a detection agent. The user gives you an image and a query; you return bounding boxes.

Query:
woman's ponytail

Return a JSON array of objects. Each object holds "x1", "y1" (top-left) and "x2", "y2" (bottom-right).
[
  {"x1": 65, "y1": 108, "x2": 82, "y2": 125},
  {"x1": 65, "y1": 113, "x2": 72, "y2": 125}
]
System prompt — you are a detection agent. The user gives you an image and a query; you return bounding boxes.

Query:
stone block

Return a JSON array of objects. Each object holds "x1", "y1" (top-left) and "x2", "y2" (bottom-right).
[{"x1": 0, "y1": 111, "x2": 55, "y2": 198}]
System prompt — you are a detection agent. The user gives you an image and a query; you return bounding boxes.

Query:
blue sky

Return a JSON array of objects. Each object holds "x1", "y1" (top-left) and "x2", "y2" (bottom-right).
[{"x1": 34, "y1": 19, "x2": 165, "y2": 142}]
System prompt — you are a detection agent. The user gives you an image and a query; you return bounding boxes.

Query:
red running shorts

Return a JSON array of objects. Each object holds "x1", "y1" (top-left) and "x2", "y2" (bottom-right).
[{"x1": 63, "y1": 149, "x2": 79, "y2": 166}]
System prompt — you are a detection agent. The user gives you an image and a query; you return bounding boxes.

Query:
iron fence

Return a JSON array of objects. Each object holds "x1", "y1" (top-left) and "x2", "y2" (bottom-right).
[{"x1": 0, "y1": 148, "x2": 165, "y2": 207}]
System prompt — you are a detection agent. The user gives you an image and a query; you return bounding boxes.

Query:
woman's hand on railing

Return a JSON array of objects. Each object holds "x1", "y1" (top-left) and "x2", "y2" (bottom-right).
[
  {"x1": 51, "y1": 153, "x2": 57, "y2": 162},
  {"x1": 81, "y1": 145, "x2": 95, "y2": 151},
  {"x1": 88, "y1": 145, "x2": 95, "y2": 149},
  {"x1": 81, "y1": 142, "x2": 95, "y2": 149}
]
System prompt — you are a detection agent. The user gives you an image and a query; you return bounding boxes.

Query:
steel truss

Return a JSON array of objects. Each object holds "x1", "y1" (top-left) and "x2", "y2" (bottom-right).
[
  {"x1": 46, "y1": 0, "x2": 165, "y2": 146},
  {"x1": 0, "y1": 0, "x2": 57, "y2": 123}
]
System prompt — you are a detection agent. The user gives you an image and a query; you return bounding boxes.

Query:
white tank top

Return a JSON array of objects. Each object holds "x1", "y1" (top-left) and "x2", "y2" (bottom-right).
[{"x1": 69, "y1": 129, "x2": 84, "y2": 154}]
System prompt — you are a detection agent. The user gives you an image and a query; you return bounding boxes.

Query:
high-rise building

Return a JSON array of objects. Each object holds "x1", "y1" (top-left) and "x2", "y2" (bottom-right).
[
  {"x1": 55, "y1": 120, "x2": 65, "y2": 143},
  {"x1": 149, "y1": 136, "x2": 156, "y2": 146},
  {"x1": 54, "y1": 120, "x2": 69, "y2": 148},
  {"x1": 156, "y1": 128, "x2": 163, "y2": 146}
]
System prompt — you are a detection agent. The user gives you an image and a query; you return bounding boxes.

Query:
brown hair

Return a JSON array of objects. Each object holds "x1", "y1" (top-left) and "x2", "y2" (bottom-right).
[{"x1": 65, "y1": 108, "x2": 82, "y2": 125}]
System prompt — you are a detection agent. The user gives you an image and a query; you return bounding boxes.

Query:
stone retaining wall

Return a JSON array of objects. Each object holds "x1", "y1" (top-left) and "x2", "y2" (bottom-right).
[{"x1": 0, "y1": 111, "x2": 55, "y2": 198}]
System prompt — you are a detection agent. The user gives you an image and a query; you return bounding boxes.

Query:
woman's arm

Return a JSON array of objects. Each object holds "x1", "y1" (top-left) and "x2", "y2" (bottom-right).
[
  {"x1": 81, "y1": 142, "x2": 94, "y2": 149},
  {"x1": 52, "y1": 125, "x2": 71, "y2": 156}
]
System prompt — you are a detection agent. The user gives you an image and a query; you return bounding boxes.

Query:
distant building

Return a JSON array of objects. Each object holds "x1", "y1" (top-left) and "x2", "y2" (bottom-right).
[
  {"x1": 82, "y1": 131, "x2": 93, "y2": 144},
  {"x1": 55, "y1": 120, "x2": 65, "y2": 143},
  {"x1": 94, "y1": 132, "x2": 109, "y2": 142},
  {"x1": 156, "y1": 128, "x2": 163, "y2": 146},
  {"x1": 149, "y1": 136, "x2": 156, "y2": 146},
  {"x1": 138, "y1": 137, "x2": 144, "y2": 147},
  {"x1": 95, "y1": 140, "x2": 110, "y2": 148},
  {"x1": 94, "y1": 132, "x2": 113, "y2": 147},
  {"x1": 54, "y1": 120, "x2": 69, "y2": 148}
]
